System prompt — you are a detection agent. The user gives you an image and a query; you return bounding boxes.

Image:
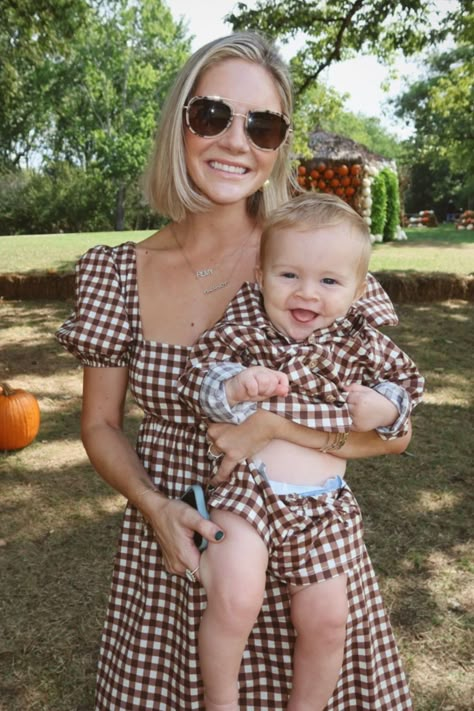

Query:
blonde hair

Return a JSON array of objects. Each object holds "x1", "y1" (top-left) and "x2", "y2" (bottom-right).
[
  {"x1": 143, "y1": 32, "x2": 294, "y2": 222},
  {"x1": 260, "y1": 192, "x2": 372, "y2": 280}
]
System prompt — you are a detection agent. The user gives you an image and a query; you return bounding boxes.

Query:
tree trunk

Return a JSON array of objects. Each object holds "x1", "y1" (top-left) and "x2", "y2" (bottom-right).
[{"x1": 115, "y1": 183, "x2": 126, "y2": 231}]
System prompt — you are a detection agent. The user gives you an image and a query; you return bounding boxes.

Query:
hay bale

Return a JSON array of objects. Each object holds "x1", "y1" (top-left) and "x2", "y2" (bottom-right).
[
  {"x1": 373, "y1": 272, "x2": 474, "y2": 303},
  {"x1": 0, "y1": 271, "x2": 472, "y2": 303},
  {"x1": 0, "y1": 273, "x2": 75, "y2": 300}
]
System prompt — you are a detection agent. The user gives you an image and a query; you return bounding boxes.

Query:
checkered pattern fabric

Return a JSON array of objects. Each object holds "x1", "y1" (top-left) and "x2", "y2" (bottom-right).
[
  {"x1": 178, "y1": 281, "x2": 424, "y2": 439},
  {"x1": 208, "y1": 463, "x2": 365, "y2": 587},
  {"x1": 56, "y1": 243, "x2": 413, "y2": 709}
]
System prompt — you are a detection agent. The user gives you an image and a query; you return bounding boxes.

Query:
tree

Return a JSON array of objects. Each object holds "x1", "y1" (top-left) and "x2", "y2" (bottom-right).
[
  {"x1": 227, "y1": 0, "x2": 463, "y2": 97},
  {"x1": 394, "y1": 7, "x2": 473, "y2": 215},
  {"x1": 48, "y1": 0, "x2": 191, "y2": 229},
  {"x1": 0, "y1": 0, "x2": 91, "y2": 166},
  {"x1": 1, "y1": 0, "x2": 192, "y2": 231}
]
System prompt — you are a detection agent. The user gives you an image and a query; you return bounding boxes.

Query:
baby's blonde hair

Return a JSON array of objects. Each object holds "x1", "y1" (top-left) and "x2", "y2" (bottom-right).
[{"x1": 260, "y1": 193, "x2": 372, "y2": 282}]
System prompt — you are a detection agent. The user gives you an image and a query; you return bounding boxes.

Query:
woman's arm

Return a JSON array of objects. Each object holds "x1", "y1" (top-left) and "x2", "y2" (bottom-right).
[
  {"x1": 81, "y1": 366, "x2": 223, "y2": 575},
  {"x1": 207, "y1": 409, "x2": 412, "y2": 482}
]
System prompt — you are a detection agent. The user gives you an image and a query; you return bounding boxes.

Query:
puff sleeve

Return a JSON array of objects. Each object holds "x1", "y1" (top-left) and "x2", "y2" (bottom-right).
[{"x1": 56, "y1": 244, "x2": 134, "y2": 367}]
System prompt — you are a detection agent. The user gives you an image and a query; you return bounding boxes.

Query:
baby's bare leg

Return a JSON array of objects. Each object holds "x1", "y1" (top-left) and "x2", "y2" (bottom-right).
[
  {"x1": 199, "y1": 510, "x2": 268, "y2": 711},
  {"x1": 287, "y1": 574, "x2": 348, "y2": 711}
]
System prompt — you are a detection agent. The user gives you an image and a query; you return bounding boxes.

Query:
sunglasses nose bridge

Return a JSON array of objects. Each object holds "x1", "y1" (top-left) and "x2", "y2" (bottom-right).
[{"x1": 222, "y1": 108, "x2": 252, "y2": 145}]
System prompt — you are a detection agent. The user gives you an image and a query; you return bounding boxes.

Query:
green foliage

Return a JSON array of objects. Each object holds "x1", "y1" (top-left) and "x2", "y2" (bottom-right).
[
  {"x1": 0, "y1": 163, "x2": 165, "y2": 235},
  {"x1": 380, "y1": 168, "x2": 400, "y2": 242},
  {"x1": 227, "y1": 1, "x2": 463, "y2": 98},
  {"x1": 394, "y1": 7, "x2": 474, "y2": 215},
  {"x1": 291, "y1": 81, "x2": 346, "y2": 157},
  {"x1": 0, "y1": 165, "x2": 112, "y2": 234},
  {"x1": 370, "y1": 173, "x2": 388, "y2": 236},
  {"x1": 0, "y1": 0, "x2": 90, "y2": 167},
  {"x1": 0, "y1": 0, "x2": 192, "y2": 232}
]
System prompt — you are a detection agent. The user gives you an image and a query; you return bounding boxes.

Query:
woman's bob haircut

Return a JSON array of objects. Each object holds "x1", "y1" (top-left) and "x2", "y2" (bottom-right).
[{"x1": 143, "y1": 31, "x2": 294, "y2": 223}]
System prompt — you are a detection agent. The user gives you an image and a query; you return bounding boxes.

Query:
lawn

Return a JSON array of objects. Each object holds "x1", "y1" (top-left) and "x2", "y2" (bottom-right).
[
  {"x1": 0, "y1": 297, "x2": 473, "y2": 710},
  {"x1": 1, "y1": 224, "x2": 474, "y2": 275}
]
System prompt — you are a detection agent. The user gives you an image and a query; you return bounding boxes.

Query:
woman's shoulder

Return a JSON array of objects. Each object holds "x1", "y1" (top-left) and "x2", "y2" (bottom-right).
[{"x1": 78, "y1": 241, "x2": 136, "y2": 269}]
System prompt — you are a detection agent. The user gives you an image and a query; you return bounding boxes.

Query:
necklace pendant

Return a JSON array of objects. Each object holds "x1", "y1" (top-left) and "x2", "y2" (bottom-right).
[
  {"x1": 196, "y1": 268, "x2": 214, "y2": 279},
  {"x1": 203, "y1": 280, "x2": 229, "y2": 295}
]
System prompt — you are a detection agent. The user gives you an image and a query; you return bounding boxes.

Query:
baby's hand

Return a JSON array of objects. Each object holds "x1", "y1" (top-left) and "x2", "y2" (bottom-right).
[
  {"x1": 346, "y1": 383, "x2": 398, "y2": 431},
  {"x1": 225, "y1": 366, "x2": 289, "y2": 406}
]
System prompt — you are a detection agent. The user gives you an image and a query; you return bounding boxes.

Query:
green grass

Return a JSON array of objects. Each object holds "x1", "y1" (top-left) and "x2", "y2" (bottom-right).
[
  {"x1": 1, "y1": 224, "x2": 473, "y2": 275},
  {"x1": 0, "y1": 230, "x2": 154, "y2": 275},
  {"x1": 370, "y1": 225, "x2": 474, "y2": 274}
]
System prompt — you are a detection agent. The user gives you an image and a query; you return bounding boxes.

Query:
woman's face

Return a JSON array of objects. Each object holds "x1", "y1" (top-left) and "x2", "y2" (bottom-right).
[{"x1": 184, "y1": 58, "x2": 284, "y2": 208}]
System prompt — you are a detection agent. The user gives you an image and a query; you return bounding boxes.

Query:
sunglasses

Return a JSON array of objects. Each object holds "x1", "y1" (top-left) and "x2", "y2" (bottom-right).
[{"x1": 183, "y1": 95, "x2": 291, "y2": 151}]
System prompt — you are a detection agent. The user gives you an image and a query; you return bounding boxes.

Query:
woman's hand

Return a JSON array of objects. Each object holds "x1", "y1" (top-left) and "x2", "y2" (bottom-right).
[
  {"x1": 139, "y1": 492, "x2": 224, "y2": 579},
  {"x1": 207, "y1": 409, "x2": 280, "y2": 482}
]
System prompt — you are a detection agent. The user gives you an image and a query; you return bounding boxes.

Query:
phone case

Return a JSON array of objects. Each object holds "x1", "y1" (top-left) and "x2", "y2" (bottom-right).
[{"x1": 181, "y1": 484, "x2": 210, "y2": 552}]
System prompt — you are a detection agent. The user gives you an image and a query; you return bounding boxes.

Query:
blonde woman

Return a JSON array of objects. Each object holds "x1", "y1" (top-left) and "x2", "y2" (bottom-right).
[{"x1": 57, "y1": 32, "x2": 413, "y2": 710}]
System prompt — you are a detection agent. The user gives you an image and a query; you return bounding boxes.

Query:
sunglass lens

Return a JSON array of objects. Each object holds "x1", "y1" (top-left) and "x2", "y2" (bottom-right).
[
  {"x1": 248, "y1": 112, "x2": 288, "y2": 150},
  {"x1": 188, "y1": 99, "x2": 231, "y2": 137}
]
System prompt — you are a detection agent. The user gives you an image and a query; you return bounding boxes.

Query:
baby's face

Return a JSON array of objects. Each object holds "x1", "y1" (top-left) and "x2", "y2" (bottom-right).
[{"x1": 256, "y1": 223, "x2": 366, "y2": 341}]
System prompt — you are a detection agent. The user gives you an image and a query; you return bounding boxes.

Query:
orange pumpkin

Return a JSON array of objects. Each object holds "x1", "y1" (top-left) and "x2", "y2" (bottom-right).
[{"x1": 0, "y1": 383, "x2": 41, "y2": 450}]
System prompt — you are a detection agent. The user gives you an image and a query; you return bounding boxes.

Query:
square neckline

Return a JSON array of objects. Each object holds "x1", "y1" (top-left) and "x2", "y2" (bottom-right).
[{"x1": 126, "y1": 241, "x2": 193, "y2": 352}]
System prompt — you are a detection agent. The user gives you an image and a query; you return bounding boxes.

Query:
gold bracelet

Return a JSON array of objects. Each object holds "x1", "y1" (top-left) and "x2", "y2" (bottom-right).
[
  {"x1": 319, "y1": 431, "x2": 333, "y2": 453},
  {"x1": 320, "y1": 431, "x2": 349, "y2": 453}
]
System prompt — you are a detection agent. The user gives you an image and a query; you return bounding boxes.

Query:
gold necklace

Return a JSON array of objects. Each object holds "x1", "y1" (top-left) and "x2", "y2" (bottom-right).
[{"x1": 171, "y1": 222, "x2": 257, "y2": 296}]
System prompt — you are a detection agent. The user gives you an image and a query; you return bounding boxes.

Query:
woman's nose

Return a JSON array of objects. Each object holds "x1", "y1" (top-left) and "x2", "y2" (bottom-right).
[{"x1": 220, "y1": 114, "x2": 249, "y2": 151}]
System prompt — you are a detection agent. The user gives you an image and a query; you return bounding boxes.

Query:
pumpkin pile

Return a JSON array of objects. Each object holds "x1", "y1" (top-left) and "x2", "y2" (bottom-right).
[
  {"x1": 297, "y1": 162, "x2": 362, "y2": 206},
  {"x1": 407, "y1": 210, "x2": 438, "y2": 228},
  {"x1": 456, "y1": 210, "x2": 474, "y2": 230},
  {"x1": 0, "y1": 382, "x2": 41, "y2": 451}
]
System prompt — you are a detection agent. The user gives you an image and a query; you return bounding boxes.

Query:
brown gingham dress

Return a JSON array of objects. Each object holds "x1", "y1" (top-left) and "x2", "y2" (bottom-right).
[{"x1": 57, "y1": 242, "x2": 413, "y2": 710}]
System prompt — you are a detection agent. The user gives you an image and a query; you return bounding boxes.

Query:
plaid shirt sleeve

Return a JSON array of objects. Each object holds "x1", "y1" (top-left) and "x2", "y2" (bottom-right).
[
  {"x1": 358, "y1": 329, "x2": 425, "y2": 438},
  {"x1": 199, "y1": 363, "x2": 257, "y2": 423},
  {"x1": 372, "y1": 381, "x2": 412, "y2": 439}
]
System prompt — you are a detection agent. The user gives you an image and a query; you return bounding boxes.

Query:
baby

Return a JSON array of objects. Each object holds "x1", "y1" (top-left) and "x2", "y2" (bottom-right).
[{"x1": 178, "y1": 193, "x2": 424, "y2": 710}]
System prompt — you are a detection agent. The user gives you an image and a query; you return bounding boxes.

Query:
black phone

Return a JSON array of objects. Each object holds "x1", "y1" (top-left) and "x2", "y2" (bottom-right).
[{"x1": 180, "y1": 484, "x2": 210, "y2": 552}]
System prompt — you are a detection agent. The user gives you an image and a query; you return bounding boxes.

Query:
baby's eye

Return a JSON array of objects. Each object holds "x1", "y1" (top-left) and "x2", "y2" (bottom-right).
[
  {"x1": 281, "y1": 272, "x2": 298, "y2": 279},
  {"x1": 322, "y1": 277, "x2": 337, "y2": 285}
]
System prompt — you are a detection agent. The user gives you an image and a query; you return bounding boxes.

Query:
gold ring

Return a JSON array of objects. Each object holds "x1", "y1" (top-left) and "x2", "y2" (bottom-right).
[{"x1": 185, "y1": 566, "x2": 199, "y2": 583}]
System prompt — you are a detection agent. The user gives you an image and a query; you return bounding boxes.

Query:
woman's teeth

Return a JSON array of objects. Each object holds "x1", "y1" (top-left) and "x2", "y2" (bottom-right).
[{"x1": 210, "y1": 161, "x2": 246, "y2": 175}]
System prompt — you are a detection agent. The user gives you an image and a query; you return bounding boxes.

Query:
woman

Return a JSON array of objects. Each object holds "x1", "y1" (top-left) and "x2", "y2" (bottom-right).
[{"x1": 57, "y1": 32, "x2": 413, "y2": 710}]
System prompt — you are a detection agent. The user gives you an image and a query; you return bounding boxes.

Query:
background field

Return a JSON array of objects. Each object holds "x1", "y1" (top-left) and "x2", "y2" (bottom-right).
[{"x1": 1, "y1": 225, "x2": 474, "y2": 275}]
